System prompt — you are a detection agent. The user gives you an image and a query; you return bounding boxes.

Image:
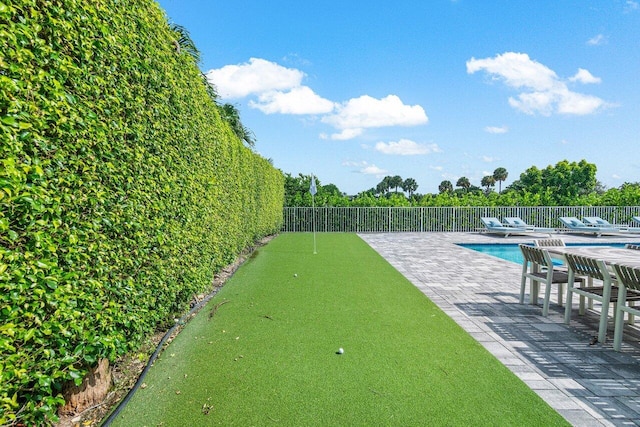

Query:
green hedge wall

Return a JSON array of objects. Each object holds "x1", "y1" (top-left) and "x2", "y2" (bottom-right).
[{"x1": 0, "y1": 0, "x2": 283, "y2": 424}]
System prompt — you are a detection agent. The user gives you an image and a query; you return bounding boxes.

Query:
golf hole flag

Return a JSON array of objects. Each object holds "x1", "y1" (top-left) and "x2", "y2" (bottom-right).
[
  {"x1": 310, "y1": 174, "x2": 317, "y2": 254},
  {"x1": 309, "y1": 175, "x2": 317, "y2": 196}
]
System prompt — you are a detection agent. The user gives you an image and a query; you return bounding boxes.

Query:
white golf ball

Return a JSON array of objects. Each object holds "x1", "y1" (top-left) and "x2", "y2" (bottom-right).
[
  {"x1": 338, "y1": 347, "x2": 344, "y2": 354},
  {"x1": 294, "y1": 273, "x2": 298, "y2": 277}
]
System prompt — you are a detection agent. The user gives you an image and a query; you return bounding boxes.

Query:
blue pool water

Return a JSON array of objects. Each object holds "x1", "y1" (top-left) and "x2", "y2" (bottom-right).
[{"x1": 459, "y1": 242, "x2": 636, "y2": 265}]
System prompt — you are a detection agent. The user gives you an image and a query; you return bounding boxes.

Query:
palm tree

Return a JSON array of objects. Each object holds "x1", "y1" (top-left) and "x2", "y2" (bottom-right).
[
  {"x1": 202, "y1": 76, "x2": 219, "y2": 103},
  {"x1": 377, "y1": 176, "x2": 393, "y2": 195},
  {"x1": 170, "y1": 23, "x2": 201, "y2": 63},
  {"x1": 169, "y1": 23, "x2": 260, "y2": 151},
  {"x1": 169, "y1": 23, "x2": 219, "y2": 104},
  {"x1": 481, "y1": 175, "x2": 496, "y2": 194},
  {"x1": 219, "y1": 103, "x2": 256, "y2": 147},
  {"x1": 438, "y1": 180, "x2": 453, "y2": 194},
  {"x1": 456, "y1": 176, "x2": 471, "y2": 192},
  {"x1": 390, "y1": 175, "x2": 403, "y2": 193},
  {"x1": 493, "y1": 167, "x2": 508, "y2": 193},
  {"x1": 402, "y1": 178, "x2": 418, "y2": 197}
]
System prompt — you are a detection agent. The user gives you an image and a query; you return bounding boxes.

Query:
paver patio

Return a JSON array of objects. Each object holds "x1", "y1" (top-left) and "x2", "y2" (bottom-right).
[{"x1": 360, "y1": 232, "x2": 640, "y2": 427}]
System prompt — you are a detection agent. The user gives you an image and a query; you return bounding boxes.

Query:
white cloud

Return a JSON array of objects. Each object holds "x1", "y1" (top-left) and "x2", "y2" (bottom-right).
[
  {"x1": 343, "y1": 161, "x2": 388, "y2": 176},
  {"x1": 360, "y1": 164, "x2": 388, "y2": 176},
  {"x1": 482, "y1": 156, "x2": 495, "y2": 162},
  {"x1": 508, "y1": 91, "x2": 557, "y2": 115},
  {"x1": 467, "y1": 52, "x2": 559, "y2": 92},
  {"x1": 323, "y1": 128, "x2": 364, "y2": 140},
  {"x1": 467, "y1": 52, "x2": 608, "y2": 116},
  {"x1": 625, "y1": 1, "x2": 639, "y2": 12},
  {"x1": 429, "y1": 165, "x2": 443, "y2": 171},
  {"x1": 282, "y1": 53, "x2": 311, "y2": 67},
  {"x1": 374, "y1": 139, "x2": 441, "y2": 155},
  {"x1": 587, "y1": 34, "x2": 606, "y2": 46},
  {"x1": 249, "y1": 86, "x2": 335, "y2": 114},
  {"x1": 484, "y1": 125, "x2": 508, "y2": 134},
  {"x1": 555, "y1": 89, "x2": 606, "y2": 115},
  {"x1": 208, "y1": 58, "x2": 429, "y2": 140},
  {"x1": 341, "y1": 160, "x2": 363, "y2": 167},
  {"x1": 321, "y1": 95, "x2": 428, "y2": 140},
  {"x1": 569, "y1": 68, "x2": 601, "y2": 84},
  {"x1": 205, "y1": 58, "x2": 304, "y2": 99}
]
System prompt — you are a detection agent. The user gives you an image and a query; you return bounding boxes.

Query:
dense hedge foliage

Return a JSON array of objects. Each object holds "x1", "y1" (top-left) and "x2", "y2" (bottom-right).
[{"x1": 0, "y1": 0, "x2": 283, "y2": 424}]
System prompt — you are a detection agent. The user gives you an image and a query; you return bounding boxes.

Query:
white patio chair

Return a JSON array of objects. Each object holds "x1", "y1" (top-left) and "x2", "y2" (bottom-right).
[
  {"x1": 519, "y1": 244, "x2": 583, "y2": 317},
  {"x1": 564, "y1": 254, "x2": 620, "y2": 343},
  {"x1": 612, "y1": 264, "x2": 640, "y2": 350},
  {"x1": 532, "y1": 238, "x2": 568, "y2": 303},
  {"x1": 533, "y1": 238, "x2": 565, "y2": 248}
]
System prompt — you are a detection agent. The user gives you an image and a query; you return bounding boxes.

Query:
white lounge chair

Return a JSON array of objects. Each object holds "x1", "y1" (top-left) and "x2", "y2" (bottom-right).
[
  {"x1": 504, "y1": 217, "x2": 555, "y2": 235},
  {"x1": 480, "y1": 217, "x2": 528, "y2": 237},
  {"x1": 584, "y1": 216, "x2": 640, "y2": 234},
  {"x1": 558, "y1": 216, "x2": 623, "y2": 237},
  {"x1": 583, "y1": 216, "x2": 628, "y2": 230},
  {"x1": 623, "y1": 216, "x2": 640, "y2": 233}
]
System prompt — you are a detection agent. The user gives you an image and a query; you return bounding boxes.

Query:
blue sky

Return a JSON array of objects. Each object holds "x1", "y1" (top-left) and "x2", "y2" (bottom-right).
[{"x1": 156, "y1": 0, "x2": 640, "y2": 195}]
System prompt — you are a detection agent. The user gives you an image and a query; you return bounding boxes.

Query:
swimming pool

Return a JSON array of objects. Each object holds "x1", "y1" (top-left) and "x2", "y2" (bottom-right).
[{"x1": 458, "y1": 242, "x2": 636, "y2": 265}]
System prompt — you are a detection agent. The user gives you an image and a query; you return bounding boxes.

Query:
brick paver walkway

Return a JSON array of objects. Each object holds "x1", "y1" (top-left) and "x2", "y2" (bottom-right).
[{"x1": 360, "y1": 232, "x2": 640, "y2": 427}]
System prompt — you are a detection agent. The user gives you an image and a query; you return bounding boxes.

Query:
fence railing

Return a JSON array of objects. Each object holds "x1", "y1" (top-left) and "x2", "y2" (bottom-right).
[{"x1": 282, "y1": 206, "x2": 640, "y2": 233}]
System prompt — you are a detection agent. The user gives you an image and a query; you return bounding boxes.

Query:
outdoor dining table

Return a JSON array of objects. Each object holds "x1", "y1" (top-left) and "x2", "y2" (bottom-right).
[
  {"x1": 530, "y1": 245, "x2": 640, "y2": 296},
  {"x1": 544, "y1": 245, "x2": 640, "y2": 342},
  {"x1": 545, "y1": 245, "x2": 640, "y2": 268}
]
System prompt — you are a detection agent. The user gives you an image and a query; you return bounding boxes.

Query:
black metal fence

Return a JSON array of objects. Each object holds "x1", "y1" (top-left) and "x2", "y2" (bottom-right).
[{"x1": 282, "y1": 206, "x2": 640, "y2": 232}]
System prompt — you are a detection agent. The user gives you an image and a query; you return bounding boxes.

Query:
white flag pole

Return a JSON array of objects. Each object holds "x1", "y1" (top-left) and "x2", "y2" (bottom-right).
[{"x1": 310, "y1": 174, "x2": 317, "y2": 254}]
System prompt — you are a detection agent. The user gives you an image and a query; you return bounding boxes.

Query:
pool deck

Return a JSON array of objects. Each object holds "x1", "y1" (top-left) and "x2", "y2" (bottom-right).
[{"x1": 359, "y1": 232, "x2": 640, "y2": 427}]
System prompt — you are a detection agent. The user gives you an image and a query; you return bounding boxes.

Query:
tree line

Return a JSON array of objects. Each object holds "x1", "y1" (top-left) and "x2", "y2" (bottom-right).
[
  {"x1": 284, "y1": 159, "x2": 640, "y2": 207},
  {"x1": 349, "y1": 167, "x2": 509, "y2": 200},
  {"x1": 438, "y1": 167, "x2": 509, "y2": 195}
]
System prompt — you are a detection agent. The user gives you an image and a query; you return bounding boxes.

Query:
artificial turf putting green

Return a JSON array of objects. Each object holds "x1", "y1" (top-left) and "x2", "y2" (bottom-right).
[{"x1": 109, "y1": 233, "x2": 568, "y2": 426}]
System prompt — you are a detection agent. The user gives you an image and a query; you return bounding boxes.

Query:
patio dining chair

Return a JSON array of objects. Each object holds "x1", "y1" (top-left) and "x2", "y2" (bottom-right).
[
  {"x1": 519, "y1": 244, "x2": 583, "y2": 317},
  {"x1": 563, "y1": 254, "x2": 633, "y2": 343},
  {"x1": 612, "y1": 263, "x2": 640, "y2": 350},
  {"x1": 533, "y1": 238, "x2": 569, "y2": 301},
  {"x1": 533, "y1": 238, "x2": 565, "y2": 247}
]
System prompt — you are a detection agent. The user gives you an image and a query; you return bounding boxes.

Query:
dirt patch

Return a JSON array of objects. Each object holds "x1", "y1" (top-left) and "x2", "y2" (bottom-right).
[{"x1": 55, "y1": 235, "x2": 275, "y2": 427}]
